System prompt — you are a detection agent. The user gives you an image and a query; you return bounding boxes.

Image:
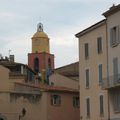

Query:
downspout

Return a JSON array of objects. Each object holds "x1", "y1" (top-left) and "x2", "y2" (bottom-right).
[{"x1": 105, "y1": 20, "x2": 110, "y2": 120}]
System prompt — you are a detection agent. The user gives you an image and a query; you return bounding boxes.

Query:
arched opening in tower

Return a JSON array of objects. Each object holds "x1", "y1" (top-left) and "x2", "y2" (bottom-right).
[
  {"x1": 34, "y1": 57, "x2": 39, "y2": 73},
  {"x1": 48, "y1": 58, "x2": 51, "y2": 69}
]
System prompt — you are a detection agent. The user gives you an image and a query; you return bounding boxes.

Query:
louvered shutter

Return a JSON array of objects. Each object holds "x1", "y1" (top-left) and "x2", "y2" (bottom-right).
[{"x1": 110, "y1": 28, "x2": 113, "y2": 47}]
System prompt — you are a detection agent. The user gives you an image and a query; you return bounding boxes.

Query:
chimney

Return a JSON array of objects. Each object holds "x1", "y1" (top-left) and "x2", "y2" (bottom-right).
[
  {"x1": 9, "y1": 55, "x2": 15, "y2": 62},
  {"x1": 110, "y1": 4, "x2": 116, "y2": 10},
  {"x1": 5, "y1": 56, "x2": 9, "y2": 61}
]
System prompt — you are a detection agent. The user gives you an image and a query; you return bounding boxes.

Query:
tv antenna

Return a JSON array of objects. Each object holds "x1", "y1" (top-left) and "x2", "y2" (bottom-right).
[{"x1": 8, "y1": 50, "x2": 11, "y2": 57}]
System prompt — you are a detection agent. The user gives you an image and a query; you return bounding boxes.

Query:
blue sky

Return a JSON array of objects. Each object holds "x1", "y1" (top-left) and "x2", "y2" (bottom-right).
[{"x1": 0, "y1": 0, "x2": 119, "y2": 68}]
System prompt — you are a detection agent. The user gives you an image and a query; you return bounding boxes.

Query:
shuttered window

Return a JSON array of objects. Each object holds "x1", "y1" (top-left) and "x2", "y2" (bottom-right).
[
  {"x1": 100, "y1": 95, "x2": 104, "y2": 115},
  {"x1": 98, "y1": 64, "x2": 103, "y2": 84},
  {"x1": 85, "y1": 43, "x2": 89, "y2": 59},
  {"x1": 85, "y1": 69, "x2": 89, "y2": 88},
  {"x1": 86, "y1": 98, "x2": 90, "y2": 117},
  {"x1": 73, "y1": 96, "x2": 80, "y2": 108},
  {"x1": 110, "y1": 26, "x2": 119, "y2": 47},
  {"x1": 97, "y1": 37, "x2": 102, "y2": 54},
  {"x1": 113, "y1": 91, "x2": 120, "y2": 112},
  {"x1": 51, "y1": 95, "x2": 61, "y2": 106}
]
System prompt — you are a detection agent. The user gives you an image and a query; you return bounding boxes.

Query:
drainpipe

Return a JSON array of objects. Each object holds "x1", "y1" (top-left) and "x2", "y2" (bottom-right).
[{"x1": 105, "y1": 20, "x2": 110, "y2": 120}]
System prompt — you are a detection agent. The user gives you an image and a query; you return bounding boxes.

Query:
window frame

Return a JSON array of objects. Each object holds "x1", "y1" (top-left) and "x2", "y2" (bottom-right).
[
  {"x1": 85, "y1": 68, "x2": 90, "y2": 89},
  {"x1": 84, "y1": 43, "x2": 89, "y2": 59},
  {"x1": 110, "y1": 26, "x2": 119, "y2": 47},
  {"x1": 51, "y1": 94, "x2": 61, "y2": 106},
  {"x1": 99, "y1": 95, "x2": 104, "y2": 116},
  {"x1": 113, "y1": 91, "x2": 120, "y2": 112},
  {"x1": 73, "y1": 96, "x2": 80, "y2": 108},
  {"x1": 98, "y1": 64, "x2": 103, "y2": 85},
  {"x1": 97, "y1": 37, "x2": 103, "y2": 54},
  {"x1": 86, "y1": 97, "x2": 90, "y2": 118}
]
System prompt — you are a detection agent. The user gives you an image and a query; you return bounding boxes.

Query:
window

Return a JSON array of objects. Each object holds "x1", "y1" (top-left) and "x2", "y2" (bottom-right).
[
  {"x1": 85, "y1": 43, "x2": 89, "y2": 59},
  {"x1": 85, "y1": 69, "x2": 89, "y2": 88},
  {"x1": 97, "y1": 37, "x2": 102, "y2": 53},
  {"x1": 86, "y1": 98, "x2": 90, "y2": 117},
  {"x1": 10, "y1": 94, "x2": 17, "y2": 103},
  {"x1": 73, "y1": 96, "x2": 79, "y2": 108},
  {"x1": 99, "y1": 95, "x2": 104, "y2": 115},
  {"x1": 110, "y1": 26, "x2": 119, "y2": 47},
  {"x1": 51, "y1": 82, "x2": 54, "y2": 86},
  {"x1": 98, "y1": 64, "x2": 103, "y2": 84},
  {"x1": 113, "y1": 91, "x2": 120, "y2": 112},
  {"x1": 51, "y1": 95, "x2": 61, "y2": 106}
]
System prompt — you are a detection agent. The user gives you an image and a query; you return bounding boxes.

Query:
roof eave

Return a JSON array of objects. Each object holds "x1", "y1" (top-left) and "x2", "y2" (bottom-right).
[
  {"x1": 75, "y1": 19, "x2": 106, "y2": 38},
  {"x1": 103, "y1": 4, "x2": 120, "y2": 17}
]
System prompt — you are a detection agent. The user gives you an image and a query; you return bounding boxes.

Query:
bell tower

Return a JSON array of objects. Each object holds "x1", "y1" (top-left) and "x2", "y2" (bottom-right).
[
  {"x1": 32, "y1": 23, "x2": 50, "y2": 53},
  {"x1": 28, "y1": 23, "x2": 54, "y2": 84}
]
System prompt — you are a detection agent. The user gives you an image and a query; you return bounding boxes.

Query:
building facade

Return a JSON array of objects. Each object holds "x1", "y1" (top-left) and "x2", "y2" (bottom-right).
[
  {"x1": 102, "y1": 4, "x2": 120, "y2": 120},
  {"x1": 76, "y1": 20, "x2": 108, "y2": 119},
  {"x1": 0, "y1": 21, "x2": 80, "y2": 120},
  {"x1": 0, "y1": 62, "x2": 80, "y2": 120},
  {"x1": 76, "y1": 3, "x2": 120, "y2": 120},
  {"x1": 0, "y1": 64, "x2": 42, "y2": 120}
]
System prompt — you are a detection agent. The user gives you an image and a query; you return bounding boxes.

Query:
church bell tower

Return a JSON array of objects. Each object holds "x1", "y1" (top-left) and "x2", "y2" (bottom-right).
[{"x1": 28, "y1": 23, "x2": 54, "y2": 84}]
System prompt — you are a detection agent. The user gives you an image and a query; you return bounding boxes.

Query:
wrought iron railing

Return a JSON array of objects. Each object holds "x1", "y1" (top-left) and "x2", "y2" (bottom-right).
[{"x1": 102, "y1": 74, "x2": 120, "y2": 89}]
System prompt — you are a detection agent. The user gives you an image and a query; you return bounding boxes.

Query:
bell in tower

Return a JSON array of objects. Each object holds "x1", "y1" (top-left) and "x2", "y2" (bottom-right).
[{"x1": 37, "y1": 23, "x2": 43, "y2": 32}]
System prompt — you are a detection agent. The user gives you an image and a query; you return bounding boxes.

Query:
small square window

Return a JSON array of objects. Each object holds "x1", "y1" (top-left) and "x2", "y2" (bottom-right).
[{"x1": 51, "y1": 95, "x2": 61, "y2": 106}]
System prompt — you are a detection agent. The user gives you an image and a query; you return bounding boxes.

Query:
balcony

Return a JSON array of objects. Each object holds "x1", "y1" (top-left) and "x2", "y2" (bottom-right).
[
  {"x1": 102, "y1": 74, "x2": 120, "y2": 89},
  {"x1": 10, "y1": 82, "x2": 41, "y2": 95}
]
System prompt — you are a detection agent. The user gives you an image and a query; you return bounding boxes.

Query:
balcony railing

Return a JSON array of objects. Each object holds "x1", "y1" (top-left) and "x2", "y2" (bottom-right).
[
  {"x1": 10, "y1": 83, "x2": 41, "y2": 95},
  {"x1": 102, "y1": 74, "x2": 120, "y2": 89}
]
